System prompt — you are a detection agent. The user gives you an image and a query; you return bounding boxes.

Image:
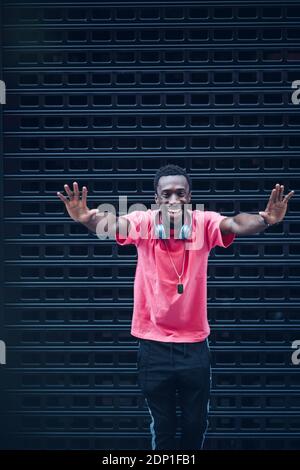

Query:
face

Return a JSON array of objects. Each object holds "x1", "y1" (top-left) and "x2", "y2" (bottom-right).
[{"x1": 154, "y1": 175, "x2": 191, "y2": 226}]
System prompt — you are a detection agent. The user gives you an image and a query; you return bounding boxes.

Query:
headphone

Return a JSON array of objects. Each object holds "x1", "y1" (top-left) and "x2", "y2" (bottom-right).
[{"x1": 154, "y1": 209, "x2": 193, "y2": 240}]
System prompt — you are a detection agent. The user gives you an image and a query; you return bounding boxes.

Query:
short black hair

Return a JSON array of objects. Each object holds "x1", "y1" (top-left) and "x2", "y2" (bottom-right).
[{"x1": 154, "y1": 164, "x2": 192, "y2": 193}]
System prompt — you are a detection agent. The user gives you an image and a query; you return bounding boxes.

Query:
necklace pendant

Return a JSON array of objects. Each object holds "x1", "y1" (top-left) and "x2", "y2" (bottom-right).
[{"x1": 177, "y1": 283, "x2": 184, "y2": 294}]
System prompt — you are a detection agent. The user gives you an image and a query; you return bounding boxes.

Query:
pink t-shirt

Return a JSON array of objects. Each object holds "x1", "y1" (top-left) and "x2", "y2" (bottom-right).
[{"x1": 116, "y1": 209, "x2": 235, "y2": 343}]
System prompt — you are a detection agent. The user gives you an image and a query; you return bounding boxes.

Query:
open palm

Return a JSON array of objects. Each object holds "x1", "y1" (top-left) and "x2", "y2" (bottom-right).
[
  {"x1": 259, "y1": 184, "x2": 294, "y2": 225},
  {"x1": 57, "y1": 182, "x2": 99, "y2": 224}
]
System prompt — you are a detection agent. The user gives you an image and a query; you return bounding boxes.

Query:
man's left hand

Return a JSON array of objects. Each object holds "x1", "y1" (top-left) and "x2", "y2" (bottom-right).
[{"x1": 259, "y1": 184, "x2": 294, "y2": 225}]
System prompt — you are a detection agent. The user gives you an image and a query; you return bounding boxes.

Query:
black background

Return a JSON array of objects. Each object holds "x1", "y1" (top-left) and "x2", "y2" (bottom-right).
[{"x1": 0, "y1": 0, "x2": 299, "y2": 450}]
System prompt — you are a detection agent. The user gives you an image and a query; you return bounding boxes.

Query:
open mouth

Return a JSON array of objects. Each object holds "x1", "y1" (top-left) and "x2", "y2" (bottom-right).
[{"x1": 167, "y1": 207, "x2": 182, "y2": 216}]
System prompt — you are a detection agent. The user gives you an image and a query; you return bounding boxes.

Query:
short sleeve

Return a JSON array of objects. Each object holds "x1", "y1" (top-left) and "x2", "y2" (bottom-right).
[
  {"x1": 204, "y1": 211, "x2": 236, "y2": 251},
  {"x1": 115, "y1": 210, "x2": 149, "y2": 246}
]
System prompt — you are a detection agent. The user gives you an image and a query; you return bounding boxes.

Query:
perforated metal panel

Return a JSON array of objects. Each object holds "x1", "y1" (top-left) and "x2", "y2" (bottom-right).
[{"x1": 1, "y1": 1, "x2": 300, "y2": 450}]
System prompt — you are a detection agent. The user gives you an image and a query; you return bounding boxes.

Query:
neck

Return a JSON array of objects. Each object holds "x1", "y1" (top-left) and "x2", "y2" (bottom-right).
[{"x1": 159, "y1": 212, "x2": 183, "y2": 233}]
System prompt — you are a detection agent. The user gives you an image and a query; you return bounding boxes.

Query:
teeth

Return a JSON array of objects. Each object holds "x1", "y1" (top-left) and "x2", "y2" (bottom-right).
[{"x1": 168, "y1": 208, "x2": 181, "y2": 214}]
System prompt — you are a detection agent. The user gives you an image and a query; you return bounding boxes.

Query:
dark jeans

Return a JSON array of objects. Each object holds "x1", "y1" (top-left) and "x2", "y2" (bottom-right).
[{"x1": 137, "y1": 337, "x2": 211, "y2": 450}]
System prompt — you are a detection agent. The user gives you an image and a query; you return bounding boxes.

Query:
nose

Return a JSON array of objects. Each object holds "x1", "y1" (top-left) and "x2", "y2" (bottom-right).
[{"x1": 169, "y1": 194, "x2": 180, "y2": 204}]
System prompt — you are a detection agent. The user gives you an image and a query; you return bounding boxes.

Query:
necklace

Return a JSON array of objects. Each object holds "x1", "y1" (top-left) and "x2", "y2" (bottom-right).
[{"x1": 163, "y1": 239, "x2": 186, "y2": 294}]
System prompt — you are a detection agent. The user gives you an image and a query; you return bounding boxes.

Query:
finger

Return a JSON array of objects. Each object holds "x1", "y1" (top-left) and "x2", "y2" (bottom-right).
[
  {"x1": 73, "y1": 181, "x2": 80, "y2": 201},
  {"x1": 279, "y1": 184, "x2": 284, "y2": 202},
  {"x1": 82, "y1": 186, "x2": 88, "y2": 207},
  {"x1": 274, "y1": 183, "x2": 281, "y2": 203},
  {"x1": 266, "y1": 188, "x2": 276, "y2": 208},
  {"x1": 89, "y1": 209, "x2": 100, "y2": 218},
  {"x1": 95, "y1": 211, "x2": 106, "y2": 218},
  {"x1": 64, "y1": 184, "x2": 73, "y2": 198},
  {"x1": 283, "y1": 190, "x2": 295, "y2": 203},
  {"x1": 57, "y1": 191, "x2": 69, "y2": 205}
]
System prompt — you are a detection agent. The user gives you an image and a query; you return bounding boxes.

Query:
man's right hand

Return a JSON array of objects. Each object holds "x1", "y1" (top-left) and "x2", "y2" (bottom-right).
[{"x1": 57, "y1": 182, "x2": 99, "y2": 224}]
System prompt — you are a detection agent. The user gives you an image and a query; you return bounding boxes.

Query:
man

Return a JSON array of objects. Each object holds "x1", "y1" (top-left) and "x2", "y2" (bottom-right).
[{"x1": 57, "y1": 164, "x2": 294, "y2": 450}]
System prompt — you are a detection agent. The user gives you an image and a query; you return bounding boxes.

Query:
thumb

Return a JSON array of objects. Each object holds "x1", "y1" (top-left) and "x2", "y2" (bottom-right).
[
  {"x1": 89, "y1": 209, "x2": 100, "y2": 218},
  {"x1": 259, "y1": 211, "x2": 268, "y2": 219}
]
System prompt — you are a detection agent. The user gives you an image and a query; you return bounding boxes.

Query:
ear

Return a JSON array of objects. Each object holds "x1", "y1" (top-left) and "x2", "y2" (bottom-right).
[
  {"x1": 187, "y1": 192, "x2": 192, "y2": 203},
  {"x1": 154, "y1": 193, "x2": 159, "y2": 204}
]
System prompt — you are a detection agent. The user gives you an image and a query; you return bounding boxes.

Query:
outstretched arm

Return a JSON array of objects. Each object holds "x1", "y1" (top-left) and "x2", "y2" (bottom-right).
[{"x1": 220, "y1": 184, "x2": 294, "y2": 235}]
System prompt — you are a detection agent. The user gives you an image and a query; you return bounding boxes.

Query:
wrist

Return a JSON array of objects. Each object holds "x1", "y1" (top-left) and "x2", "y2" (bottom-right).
[
  {"x1": 259, "y1": 215, "x2": 271, "y2": 228},
  {"x1": 258, "y1": 215, "x2": 282, "y2": 228}
]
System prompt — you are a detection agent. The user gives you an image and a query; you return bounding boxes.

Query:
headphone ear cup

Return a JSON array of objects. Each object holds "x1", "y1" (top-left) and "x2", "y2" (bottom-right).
[
  {"x1": 179, "y1": 224, "x2": 191, "y2": 240},
  {"x1": 155, "y1": 224, "x2": 166, "y2": 239}
]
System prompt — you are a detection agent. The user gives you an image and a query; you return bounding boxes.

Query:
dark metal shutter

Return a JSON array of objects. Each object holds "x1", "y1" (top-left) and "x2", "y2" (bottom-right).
[{"x1": 1, "y1": 0, "x2": 300, "y2": 450}]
